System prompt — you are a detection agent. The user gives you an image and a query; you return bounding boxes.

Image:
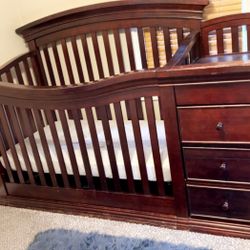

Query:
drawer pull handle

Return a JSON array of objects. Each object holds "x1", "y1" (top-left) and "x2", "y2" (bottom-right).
[
  {"x1": 219, "y1": 162, "x2": 227, "y2": 170},
  {"x1": 216, "y1": 122, "x2": 224, "y2": 131},
  {"x1": 221, "y1": 201, "x2": 230, "y2": 211}
]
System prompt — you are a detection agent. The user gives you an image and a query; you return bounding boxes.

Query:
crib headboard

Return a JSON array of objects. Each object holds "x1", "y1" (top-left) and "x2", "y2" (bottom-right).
[{"x1": 16, "y1": 0, "x2": 208, "y2": 86}]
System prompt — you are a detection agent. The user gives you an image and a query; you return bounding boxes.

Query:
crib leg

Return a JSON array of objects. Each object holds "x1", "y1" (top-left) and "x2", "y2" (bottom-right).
[{"x1": 0, "y1": 163, "x2": 7, "y2": 197}]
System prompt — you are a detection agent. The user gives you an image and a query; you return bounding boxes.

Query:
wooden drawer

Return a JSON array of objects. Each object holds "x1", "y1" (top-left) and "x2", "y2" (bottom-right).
[
  {"x1": 184, "y1": 148, "x2": 250, "y2": 183},
  {"x1": 175, "y1": 82, "x2": 250, "y2": 106},
  {"x1": 188, "y1": 187, "x2": 250, "y2": 221},
  {"x1": 178, "y1": 106, "x2": 250, "y2": 142}
]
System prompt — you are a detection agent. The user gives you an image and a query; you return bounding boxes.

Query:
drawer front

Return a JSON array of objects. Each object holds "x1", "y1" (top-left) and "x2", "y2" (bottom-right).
[
  {"x1": 188, "y1": 187, "x2": 250, "y2": 220},
  {"x1": 184, "y1": 148, "x2": 250, "y2": 182},
  {"x1": 178, "y1": 106, "x2": 250, "y2": 142},
  {"x1": 175, "y1": 82, "x2": 250, "y2": 106}
]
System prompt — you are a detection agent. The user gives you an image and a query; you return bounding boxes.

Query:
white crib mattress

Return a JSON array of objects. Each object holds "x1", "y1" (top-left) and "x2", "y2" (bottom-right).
[{"x1": 1, "y1": 120, "x2": 171, "y2": 182}]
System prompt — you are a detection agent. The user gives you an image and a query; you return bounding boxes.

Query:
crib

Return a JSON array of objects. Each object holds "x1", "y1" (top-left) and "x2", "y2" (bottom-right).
[{"x1": 1, "y1": 0, "x2": 250, "y2": 238}]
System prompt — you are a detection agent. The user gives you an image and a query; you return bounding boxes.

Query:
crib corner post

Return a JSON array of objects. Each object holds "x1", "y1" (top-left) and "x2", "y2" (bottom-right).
[{"x1": 0, "y1": 163, "x2": 7, "y2": 197}]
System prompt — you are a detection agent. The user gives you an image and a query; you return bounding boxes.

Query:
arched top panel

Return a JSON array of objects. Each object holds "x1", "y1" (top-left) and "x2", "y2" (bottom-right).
[{"x1": 16, "y1": 0, "x2": 208, "y2": 42}]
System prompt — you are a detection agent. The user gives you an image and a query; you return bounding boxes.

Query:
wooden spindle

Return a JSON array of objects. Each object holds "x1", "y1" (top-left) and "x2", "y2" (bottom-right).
[
  {"x1": 150, "y1": 27, "x2": 160, "y2": 68},
  {"x1": 14, "y1": 64, "x2": 24, "y2": 85},
  {"x1": 58, "y1": 110, "x2": 81, "y2": 188},
  {"x1": 81, "y1": 34, "x2": 94, "y2": 82},
  {"x1": 45, "y1": 110, "x2": 70, "y2": 188},
  {"x1": 23, "y1": 58, "x2": 34, "y2": 86},
  {"x1": 231, "y1": 26, "x2": 239, "y2": 53},
  {"x1": 102, "y1": 31, "x2": 114, "y2": 76},
  {"x1": 91, "y1": 33, "x2": 104, "y2": 79},
  {"x1": 85, "y1": 107, "x2": 108, "y2": 190},
  {"x1": 52, "y1": 42, "x2": 65, "y2": 86},
  {"x1": 138, "y1": 28, "x2": 147, "y2": 69},
  {"x1": 128, "y1": 99, "x2": 150, "y2": 194},
  {"x1": 145, "y1": 97, "x2": 165, "y2": 196},
  {"x1": 19, "y1": 108, "x2": 46, "y2": 186},
  {"x1": 216, "y1": 29, "x2": 224, "y2": 54},
  {"x1": 6, "y1": 71, "x2": 14, "y2": 83},
  {"x1": 33, "y1": 109, "x2": 58, "y2": 187},
  {"x1": 61, "y1": 39, "x2": 75, "y2": 84},
  {"x1": 0, "y1": 105, "x2": 24, "y2": 183},
  {"x1": 114, "y1": 102, "x2": 135, "y2": 193},
  {"x1": 97, "y1": 105, "x2": 121, "y2": 191},
  {"x1": 125, "y1": 29, "x2": 136, "y2": 71},
  {"x1": 71, "y1": 110, "x2": 94, "y2": 189},
  {"x1": 71, "y1": 37, "x2": 85, "y2": 83},
  {"x1": 163, "y1": 27, "x2": 172, "y2": 61},
  {"x1": 6, "y1": 106, "x2": 35, "y2": 184},
  {"x1": 43, "y1": 47, "x2": 56, "y2": 85},
  {"x1": 0, "y1": 130, "x2": 14, "y2": 183},
  {"x1": 247, "y1": 25, "x2": 250, "y2": 52},
  {"x1": 177, "y1": 28, "x2": 183, "y2": 47},
  {"x1": 113, "y1": 29, "x2": 125, "y2": 73}
]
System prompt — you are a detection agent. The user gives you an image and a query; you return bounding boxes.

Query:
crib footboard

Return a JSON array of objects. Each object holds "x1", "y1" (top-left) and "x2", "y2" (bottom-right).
[{"x1": 0, "y1": 73, "x2": 187, "y2": 217}]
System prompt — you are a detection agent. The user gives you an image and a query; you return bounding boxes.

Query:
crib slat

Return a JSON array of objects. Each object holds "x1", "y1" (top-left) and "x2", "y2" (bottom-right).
[
  {"x1": 91, "y1": 33, "x2": 104, "y2": 79},
  {"x1": 14, "y1": 65, "x2": 24, "y2": 85},
  {"x1": 19, "y1": 108, "x2": 46, "y2": 186},
  {"x1": 114, "y1": 102, "x2": 135, "y2": 193},
  {"x1": 150, "y1": 27, "x2": 160, "y2": 68},
  {"x1": 177, "y1": 28, "x2": 183, "y2": 46},
  {"x1": 98, "y1": 106, "x2": 121, "y2": 191},
  {"x1": 216, "y1": 29, "x2": 224, "y2": 54},
  {"x1": 52, "y1": 42, "x2": 65, "y2": 86},
  {"x1": 102, "y1": 31, "x2": 114, "y2": 76},
  {"x1": 6, "y1": 71, "x2": 14, "y2": 83},
  {"x1": 0, "y1": 128, "x2": 14, "y2": 182},
  {"x1": 59, "y1": 110, "x2": 81, "y2": 188},
  {"x1": 6, "y1": 106, "x2": 35, "y2": 184},
  {"x1": 145, "y1": 97, "x2": 165, "y2": 196},
  {"x1": 71, "y1": 110, "x2": 94, "y2": 189},
  {"x1": 43, "y1": 47, "x2": 56, "y2": 85},
  {"x1": 248, "y1": 25, "x2": 250, "y2": 52},
  {"x1": 71, "y1": 37, "x2": 85, "y2": 83},
  {"x1": 126, "y1": 99, "x2": 144, "y2": 120},
  {"x1": 231, "y1": 26, "x2": 239, "y2": 53},
  {"x1": 33, "y1": 109, "x2": 58, "y2": 187},
  {"x1": 61, "y1": 39, "x2": 75, "y2": 84},
  {"x1": 45, "y1": 110, "x2": 70, "y2": 188},
  {"x1": 125, "y1": 29, "x2": 136, "y2": 71},
  {"x1": 113, "y1": 29, "x2": 125, "y2": 73},
  {"x1": 128, "y1": 99, "x2": 150, "y2": 194},
  {"x1": 23, "y1": 58, "x2": 34, "y2": 86},
  {"x1": 138, "y1": 28, "x2": 147, "y2": 69},
  {"x1": 163, "y1": 27, "x2": 172, "y2": 61},
  {"x1": 81, "y1": 35, "x2": 94, "y2": 82},
  {"x1": 0, "y1": 105, "x2": 24, "y2": 183},
  {"x1": 85, "y1": 107, "x2": 108, "y2": 190}
]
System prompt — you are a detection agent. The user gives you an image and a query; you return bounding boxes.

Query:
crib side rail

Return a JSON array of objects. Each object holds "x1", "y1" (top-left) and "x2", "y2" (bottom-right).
[
  {"x1": 0, "y1": 51, "x2": 45, "y2": 86},
  {"x1": 0, "y1": 75, "x2": 185, "y2": 204},
  {"x1": 201, "y1": 13, "x2": 250, "y2": 56}
]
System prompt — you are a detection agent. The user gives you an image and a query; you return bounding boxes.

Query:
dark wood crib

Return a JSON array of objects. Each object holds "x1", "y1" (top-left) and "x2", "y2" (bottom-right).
[{"x1": 1, "y1": 0, "x2": 250, "y2": 239}]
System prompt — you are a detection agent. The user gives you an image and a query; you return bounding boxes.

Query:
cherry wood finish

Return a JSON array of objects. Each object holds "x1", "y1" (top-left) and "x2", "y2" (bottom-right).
[
  {"x1": 184, "y1": 148, "x2": 250, "y2": 183},
  {"x1": 3, "y1": 1, "x2": 250, "y2": 239}
]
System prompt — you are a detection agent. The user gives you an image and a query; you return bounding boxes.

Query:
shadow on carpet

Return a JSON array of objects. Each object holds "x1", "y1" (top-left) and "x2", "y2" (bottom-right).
[{"x1": 28, "y1": 229, "x2": 211, "y2": 250}]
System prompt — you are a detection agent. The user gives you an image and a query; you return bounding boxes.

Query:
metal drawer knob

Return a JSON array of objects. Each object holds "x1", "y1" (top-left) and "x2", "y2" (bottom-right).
[
  {"x1": 216, "y1": 122, "x2": 224, "y2": 131},
  {"x1": 219, "y1": 162, "x2": 227, "y2": 170},
  {"x1": 221, "y1": 201, "x2": 230, "y2": 211}
]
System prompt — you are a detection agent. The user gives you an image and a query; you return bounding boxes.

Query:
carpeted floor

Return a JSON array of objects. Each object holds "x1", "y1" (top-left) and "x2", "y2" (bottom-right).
[{"x1": 1, "y1": 205, "x2": 250, "y2": 250}]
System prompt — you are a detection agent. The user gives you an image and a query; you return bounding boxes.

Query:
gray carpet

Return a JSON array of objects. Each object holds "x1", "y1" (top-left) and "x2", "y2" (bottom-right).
[{"x1": 28, "y1": 229, "x2": 209, "y2": 250}]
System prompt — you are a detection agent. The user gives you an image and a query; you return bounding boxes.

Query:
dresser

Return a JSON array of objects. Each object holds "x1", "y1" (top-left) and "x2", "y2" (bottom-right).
[{"x1": 175, "y1": 81, "x2": 250, "y2": 223}]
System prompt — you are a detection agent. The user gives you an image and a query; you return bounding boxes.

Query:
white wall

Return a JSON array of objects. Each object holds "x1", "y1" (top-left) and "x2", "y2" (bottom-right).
[{"x1": 0, "y1": 0, "x2": 115, "y2": 65}]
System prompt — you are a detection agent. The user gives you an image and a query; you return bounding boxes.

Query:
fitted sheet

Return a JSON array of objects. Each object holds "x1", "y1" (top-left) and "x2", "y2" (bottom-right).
[{"x1": 1, "y1": 120, "x2": 171, "y2": 182}]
